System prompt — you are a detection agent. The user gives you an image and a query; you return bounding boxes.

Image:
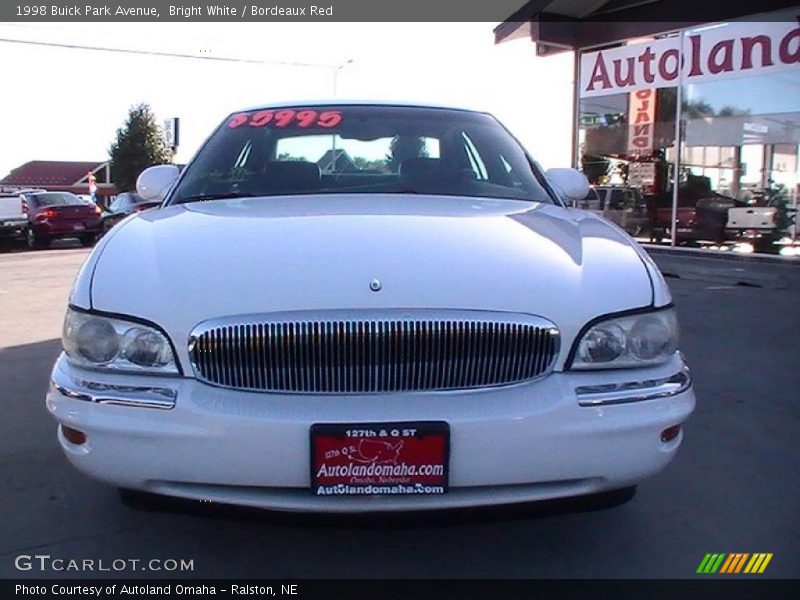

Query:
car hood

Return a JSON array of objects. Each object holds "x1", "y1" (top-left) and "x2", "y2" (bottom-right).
[{"x1": 89, "y1": 195, "x2": 654, "y2": 369}]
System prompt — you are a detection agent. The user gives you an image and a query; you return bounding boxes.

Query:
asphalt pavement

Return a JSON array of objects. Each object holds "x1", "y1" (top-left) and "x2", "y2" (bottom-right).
[{"x1": 1, "y1": 245, "x2": 798, "y2": 579}]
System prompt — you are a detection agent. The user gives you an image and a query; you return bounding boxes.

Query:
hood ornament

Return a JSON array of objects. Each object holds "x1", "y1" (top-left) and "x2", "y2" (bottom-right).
[{"x1": 369, "y1": 278, "x2": 382, "y2": 292}]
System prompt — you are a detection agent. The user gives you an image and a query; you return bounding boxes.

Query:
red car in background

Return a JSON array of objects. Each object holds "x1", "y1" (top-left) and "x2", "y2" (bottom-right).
[
  {"x1": 22, "y1": 191, "x2": 102, "y2": 249},
  {"x1": 648, "y1": 176, "x2": 743, "y2": 245}
]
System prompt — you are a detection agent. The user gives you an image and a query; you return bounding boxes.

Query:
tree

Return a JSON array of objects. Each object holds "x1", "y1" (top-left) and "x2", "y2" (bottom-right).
[
  {"x1": 277, "y1": 152, "x2": 308, "y2": 162},
  {"x1": 109, "y1": 103, "x2": 172, "y2": 192},
  {"x1": 717, "y1": 105, "x2": 750, "y2": 118},
  {"x1": 683, "y1": 100, "x2": 715, "y2": 119},
  {"x1": 352, "y1": 156, "x2": 388, "y2": 172}
]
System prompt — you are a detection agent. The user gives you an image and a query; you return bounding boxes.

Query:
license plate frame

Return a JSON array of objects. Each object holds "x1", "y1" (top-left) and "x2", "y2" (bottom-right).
[{"x1": 310, "y1": 421, "x2": 450, "y2": 496}]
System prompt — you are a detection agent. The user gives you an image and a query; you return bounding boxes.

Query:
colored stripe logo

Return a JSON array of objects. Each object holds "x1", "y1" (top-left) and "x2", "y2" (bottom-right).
[{"x1": 697, "y1": 553, "x2": 773, "y2": 574}]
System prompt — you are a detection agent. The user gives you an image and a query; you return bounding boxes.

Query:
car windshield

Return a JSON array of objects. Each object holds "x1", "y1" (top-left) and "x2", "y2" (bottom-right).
[
  {"x1": 31, "y1": 192, "x2": 83, "y2": 207},
  {"x1": 169, "y1": 105, "x2": 554, "y2": 205}
]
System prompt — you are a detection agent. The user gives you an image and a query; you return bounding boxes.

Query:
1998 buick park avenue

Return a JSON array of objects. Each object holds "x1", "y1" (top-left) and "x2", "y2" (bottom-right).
[{"x1": 46, "y1": 102, "x2": 695, "y2": 512}]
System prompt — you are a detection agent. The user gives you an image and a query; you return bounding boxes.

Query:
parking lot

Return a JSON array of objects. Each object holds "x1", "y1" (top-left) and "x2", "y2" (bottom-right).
[{"x1": 1, "y1": 246, "x2": 798, "y2": 579}]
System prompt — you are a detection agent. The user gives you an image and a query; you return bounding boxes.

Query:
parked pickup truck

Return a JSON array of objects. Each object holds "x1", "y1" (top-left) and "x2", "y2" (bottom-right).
[
  {"x1": 727, "y1": 205, "x2": 778, "y2": 230},
  {"x1": 574, "y1": 185, "x2": 650, "y2": 237},
  {"x1": 0, "y1": 193, "x2": 29, "y2": 247},
  {"x1": 650, "y1": 196, "x2": 736, "y2": 244},
  {"x1": 651, "y1": 204, "x2": 699, "y2": 243},
  {"x1": 650, "y1": 176, "x2": 744, "y2": 244},
  {"x1": 726, "y1": 202, "x2": 796, "y2": 252}
]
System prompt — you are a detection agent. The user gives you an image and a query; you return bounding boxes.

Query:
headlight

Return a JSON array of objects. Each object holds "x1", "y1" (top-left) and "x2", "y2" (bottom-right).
[
  {"x1": 63, "y1": 307, "x2": 178, "y2": 374},
  {"x1": 570, "y1": 309, "x2": 678, "y2": 369}
]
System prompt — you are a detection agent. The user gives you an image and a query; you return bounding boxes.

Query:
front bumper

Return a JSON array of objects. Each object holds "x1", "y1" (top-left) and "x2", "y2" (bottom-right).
[{"x1": 47, "y1": 352, "x2": 695, "y2": 512}]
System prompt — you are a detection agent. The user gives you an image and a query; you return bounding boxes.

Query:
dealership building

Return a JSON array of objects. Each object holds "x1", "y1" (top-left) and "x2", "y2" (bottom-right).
[{"x1": 496, "y1": 0, "x2": 799, "y2": 245}]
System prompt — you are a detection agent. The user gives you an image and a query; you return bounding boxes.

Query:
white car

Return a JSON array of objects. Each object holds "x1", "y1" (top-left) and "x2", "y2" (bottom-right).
[{"x1": 47, "y1": 102, "x2": 694, "y2": 513}]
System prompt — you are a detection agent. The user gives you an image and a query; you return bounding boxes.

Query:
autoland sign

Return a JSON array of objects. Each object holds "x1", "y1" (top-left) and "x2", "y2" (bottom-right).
[{"x1": 580, "y1": 21, "x2": 800, "y2": 98}]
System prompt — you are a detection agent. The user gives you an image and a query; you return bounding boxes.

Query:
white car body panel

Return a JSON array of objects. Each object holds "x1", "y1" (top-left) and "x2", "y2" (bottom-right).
[
  {"x1": 47, "y1": 102, "x2": 693, "y2": 513},
  {"x1": 88, "y1": 195, "x2": 654, "y2": 372}
]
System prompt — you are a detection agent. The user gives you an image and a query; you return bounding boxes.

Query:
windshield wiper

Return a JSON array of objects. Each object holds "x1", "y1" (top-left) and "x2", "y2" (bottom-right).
[{"x1": 173, "y1": 192, "x2": 256, "y2": 204}]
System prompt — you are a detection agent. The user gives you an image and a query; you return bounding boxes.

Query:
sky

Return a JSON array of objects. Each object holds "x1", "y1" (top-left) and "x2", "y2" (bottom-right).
[{"x1": 0, "y1": 22, "x2": 575, "y2": 180}]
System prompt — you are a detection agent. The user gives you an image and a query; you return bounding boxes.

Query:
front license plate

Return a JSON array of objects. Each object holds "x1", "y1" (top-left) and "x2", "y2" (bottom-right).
[{"x1": 311, "y1": 421, "x2": 449, "y2": 496}]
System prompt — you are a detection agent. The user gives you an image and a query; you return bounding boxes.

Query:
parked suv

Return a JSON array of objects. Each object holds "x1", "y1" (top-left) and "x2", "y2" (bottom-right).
[
  {"x1": 22, "y1": 191, "x2": 102, "y2": 249},
  {"x1": 575, "y1": 185, "x2": 649, "y2": 237}
]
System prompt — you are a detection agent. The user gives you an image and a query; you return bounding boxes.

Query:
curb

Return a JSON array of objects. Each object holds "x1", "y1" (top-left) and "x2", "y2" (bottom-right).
[
  {"x1": 642, "y1": 244, "x2": 800, "y2": 266},
  {"x1": 643, "y1": 247, "x2": 799, "y2": 289}
]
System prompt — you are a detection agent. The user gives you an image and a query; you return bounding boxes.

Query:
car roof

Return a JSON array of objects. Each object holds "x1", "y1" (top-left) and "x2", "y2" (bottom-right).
[{"x1": 235, "y1": 99, "x2": 488, "y2": 115}]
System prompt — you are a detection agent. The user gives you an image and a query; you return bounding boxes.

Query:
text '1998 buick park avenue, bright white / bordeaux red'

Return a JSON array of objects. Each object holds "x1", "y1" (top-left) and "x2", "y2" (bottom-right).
[{"x1": 46, "y1": 101, "x2": 695, "y2": 512}]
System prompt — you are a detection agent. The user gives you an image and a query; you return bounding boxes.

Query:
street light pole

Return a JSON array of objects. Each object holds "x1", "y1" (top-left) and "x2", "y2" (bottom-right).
[
  {"x1": 330, "y1": 59, "x2": 353, "y2": 174},
  {"x1": 670, "y1": 29, "x2": 685, "y2": 248},
  {"x1": 332, "y1": 58, "x2": 353, "y2": 97}
]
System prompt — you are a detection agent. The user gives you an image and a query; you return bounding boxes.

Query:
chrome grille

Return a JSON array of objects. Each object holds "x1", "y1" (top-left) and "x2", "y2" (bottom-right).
[{"x1": 189, "y1": 311, "x2": 559, "y2": 393}]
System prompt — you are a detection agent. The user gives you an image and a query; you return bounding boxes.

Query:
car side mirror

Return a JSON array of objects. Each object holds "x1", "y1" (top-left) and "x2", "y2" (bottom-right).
[
  {"x1": 546, "y1": 168, "x2": 590, "y2": 202},
  {"x1": 136, "y1": 165, "x2": 179, "y2": 202}
]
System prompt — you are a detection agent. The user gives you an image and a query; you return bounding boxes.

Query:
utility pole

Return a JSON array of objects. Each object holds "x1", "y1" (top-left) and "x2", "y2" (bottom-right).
[
  {"x1": 330, "y1": 59, "x2": 353, "y2": 174},
  {"x1": 332, "y1": 58, "x2": 353, "y2": 97}
]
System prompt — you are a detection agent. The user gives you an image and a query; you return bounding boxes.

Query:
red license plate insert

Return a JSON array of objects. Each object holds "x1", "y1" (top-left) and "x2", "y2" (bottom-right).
[{"x1": 310, "y1": 421, "x2": 449, "y2": 496}]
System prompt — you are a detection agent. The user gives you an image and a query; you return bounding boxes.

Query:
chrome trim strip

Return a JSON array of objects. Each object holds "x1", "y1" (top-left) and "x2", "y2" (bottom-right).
[
  {"x1": 188, "y1": 309, "x2": 561, "y2": 394},
  {"x1": 51, "y1": 375, "x2": 176, "y2": 410},
  {"x1": 575, "y1": 367, "x2": 692, "y2": 406}
]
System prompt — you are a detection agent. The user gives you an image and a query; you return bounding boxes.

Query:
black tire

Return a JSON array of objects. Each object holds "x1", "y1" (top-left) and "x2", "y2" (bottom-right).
[
  {"x1": 580, "y1": 485, "x2": 637, "y2": 510},
  {"x1": 79, "y1": 233, "x2": 97, "y2": 247},
  {"x1": 26, "y1": 228, "x2": 50, "y2": 249}
]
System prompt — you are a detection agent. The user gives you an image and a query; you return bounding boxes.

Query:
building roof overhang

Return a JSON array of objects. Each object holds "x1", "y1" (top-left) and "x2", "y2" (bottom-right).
[{"x1": 495, "y1": 0, "x2": 800, "y2": 54}]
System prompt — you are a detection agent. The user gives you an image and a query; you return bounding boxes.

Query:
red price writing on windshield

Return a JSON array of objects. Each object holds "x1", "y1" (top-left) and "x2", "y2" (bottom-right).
[{"x1": 228, "y1": 109, "x2": 343, "y2": 129}]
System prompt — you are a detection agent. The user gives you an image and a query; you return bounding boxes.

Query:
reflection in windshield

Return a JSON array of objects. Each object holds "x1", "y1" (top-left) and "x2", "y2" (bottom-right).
[{"x1": 170, "y1": 105, "x2": 554, "y2": 205}]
